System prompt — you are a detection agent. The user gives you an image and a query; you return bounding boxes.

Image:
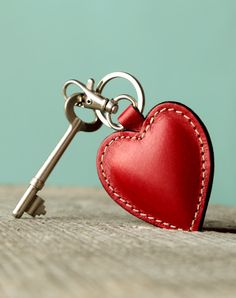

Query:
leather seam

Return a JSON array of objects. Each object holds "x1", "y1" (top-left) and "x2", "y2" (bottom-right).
[{"x1": 100, "y1": 107, "x2": 206, "y2": 231}]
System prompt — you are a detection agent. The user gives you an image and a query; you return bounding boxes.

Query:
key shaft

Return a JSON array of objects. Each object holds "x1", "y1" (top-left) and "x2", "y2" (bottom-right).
[{"x1": 13, "y1": 118, "x2": 83, "y2": 218}]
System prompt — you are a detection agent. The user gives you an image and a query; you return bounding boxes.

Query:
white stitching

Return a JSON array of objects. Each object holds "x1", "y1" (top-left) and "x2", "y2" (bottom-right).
[{"x1": 100, "y1": 108, "x2": 206, "y2": 231}]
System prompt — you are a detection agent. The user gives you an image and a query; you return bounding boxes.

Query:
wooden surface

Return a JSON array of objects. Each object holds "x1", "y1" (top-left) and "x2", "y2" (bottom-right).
[{"x1": 0, "y1": 185, "x2": 236, "y2": 298}]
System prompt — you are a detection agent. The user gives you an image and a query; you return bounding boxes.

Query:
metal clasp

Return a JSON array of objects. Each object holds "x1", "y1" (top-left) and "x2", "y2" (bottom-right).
[
  {"x1": 63, "y1": 72, "x2": 145, "y2": 131},
  {"x1": 63, "y1": 78, "x2": 118, "y2": 114}
]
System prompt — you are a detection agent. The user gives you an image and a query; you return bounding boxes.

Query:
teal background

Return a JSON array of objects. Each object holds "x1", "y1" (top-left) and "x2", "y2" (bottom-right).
[{"x1": 0, "y1": 0, "x2": 235, "y2": 205}]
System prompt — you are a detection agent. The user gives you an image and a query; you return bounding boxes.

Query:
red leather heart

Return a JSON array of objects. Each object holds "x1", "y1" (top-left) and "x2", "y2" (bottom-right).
[{"x1": 97, "y1": 102, "x2": 214, "y2": 231}]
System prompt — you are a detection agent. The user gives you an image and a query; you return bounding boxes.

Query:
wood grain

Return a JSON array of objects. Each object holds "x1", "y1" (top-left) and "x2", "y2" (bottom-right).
[{"x1": 0, "y1": 186, "x2": 236, "y2": 298}]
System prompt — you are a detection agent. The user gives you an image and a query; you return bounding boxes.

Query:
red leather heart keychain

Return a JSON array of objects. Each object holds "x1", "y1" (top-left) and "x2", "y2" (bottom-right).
[
  {"x1": 96, "y1": 73, "x2": 214, "y2": 231},
  {"x1": 13, "y1": 71, "x2": 214, "y2": 232}
]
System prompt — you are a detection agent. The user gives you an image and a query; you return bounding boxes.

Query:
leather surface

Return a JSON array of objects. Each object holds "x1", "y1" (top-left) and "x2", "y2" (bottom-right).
[{"x1": 97, "y1": 102, "x2": 214, "y2": 231}]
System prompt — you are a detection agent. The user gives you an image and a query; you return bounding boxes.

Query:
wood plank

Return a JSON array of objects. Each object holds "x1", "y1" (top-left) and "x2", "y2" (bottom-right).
[{"x1": 0, "y1": 186, "x2": 236, "y2": 298}]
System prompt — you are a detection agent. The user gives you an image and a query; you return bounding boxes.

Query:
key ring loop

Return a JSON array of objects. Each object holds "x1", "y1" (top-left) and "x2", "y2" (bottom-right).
[{"x1": 95, "y1": 72, "x2": 145, "y2": 130}]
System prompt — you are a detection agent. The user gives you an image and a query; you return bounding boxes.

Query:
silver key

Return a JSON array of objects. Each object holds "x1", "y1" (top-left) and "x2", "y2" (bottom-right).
[{"x1": 13, "y1": 79, "x2": 117, "y2": 218}]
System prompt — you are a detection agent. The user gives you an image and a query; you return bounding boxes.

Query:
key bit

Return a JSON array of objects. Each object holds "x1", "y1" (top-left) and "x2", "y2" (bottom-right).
[
  {"x1": 13, "y1": 178, "x2": 46, "y2": 218},
  {"x1": 26, "y1": 196, "x2": 46, "y2": 217}
]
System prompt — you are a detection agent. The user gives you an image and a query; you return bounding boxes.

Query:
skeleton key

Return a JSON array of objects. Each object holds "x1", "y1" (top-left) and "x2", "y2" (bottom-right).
[{"x1": 13, "y1": 79, "x2": 118, "y2": 218}]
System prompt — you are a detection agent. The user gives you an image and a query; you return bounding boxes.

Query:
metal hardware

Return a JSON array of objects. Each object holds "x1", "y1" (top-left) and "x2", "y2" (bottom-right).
[
  {"x1": 63, "y1": 72, "x2": 145, "y2": 131},
  {"x1": 63, "y1": 79, "x2": 118, "y2": 114},
  {"x1": 105, "y1": 94, "x2": 138, "y2": 130},
  {"x1": 95, "y1": 72, "x2": 145, "y2": 130},
  {"x1": 13, "y1": 93, "x2": 102, "y2": 218}
]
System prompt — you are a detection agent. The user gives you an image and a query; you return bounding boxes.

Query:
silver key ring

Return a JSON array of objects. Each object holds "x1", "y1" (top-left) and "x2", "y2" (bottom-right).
[{"x1": 95, "y1": 72, "x2": 145, "y2": 131}]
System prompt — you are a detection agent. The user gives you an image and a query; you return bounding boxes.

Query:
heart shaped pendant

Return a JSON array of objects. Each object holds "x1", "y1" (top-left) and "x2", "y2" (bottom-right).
[{"x1": 97, "y1": 102, "x2": 214, "y2": 231}]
